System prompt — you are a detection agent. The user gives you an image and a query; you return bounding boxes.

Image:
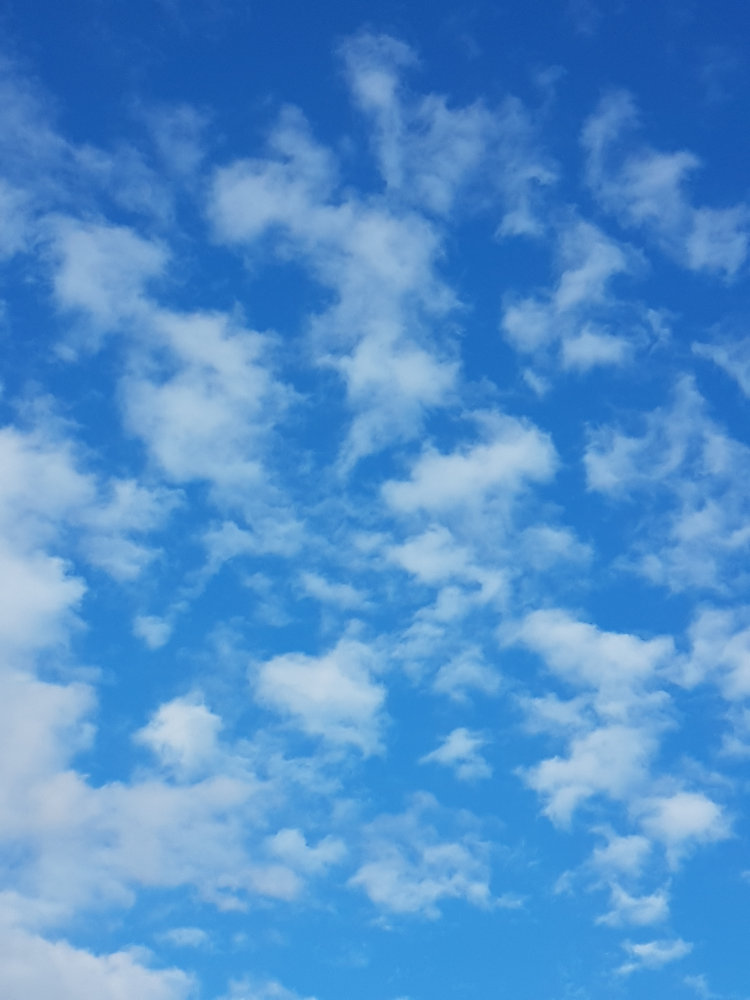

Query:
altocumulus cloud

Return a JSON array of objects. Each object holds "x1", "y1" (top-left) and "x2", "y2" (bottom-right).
[{"x1": 1, "y1": 5, "x2": 749, "y2": 998}]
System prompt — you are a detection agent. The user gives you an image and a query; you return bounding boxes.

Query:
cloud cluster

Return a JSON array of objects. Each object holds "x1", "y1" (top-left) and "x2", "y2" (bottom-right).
[{"x1": 0, "y1": 21, "x2": 746, "y2": 997}]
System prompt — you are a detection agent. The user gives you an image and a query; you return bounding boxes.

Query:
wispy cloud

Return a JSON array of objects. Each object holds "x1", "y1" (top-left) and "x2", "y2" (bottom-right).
[{"x1": 583, "y1": 91, "x2": 750, "y2": 277}]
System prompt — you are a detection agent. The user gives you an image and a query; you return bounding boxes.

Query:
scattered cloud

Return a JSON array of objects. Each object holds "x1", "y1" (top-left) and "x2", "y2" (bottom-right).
[
  {"x1": 158, "y1": 926, "x2": 210, "y2": 949},
  {"x1": 349, "y1": 796, "x2": 492, "y2": 917},
  {"x1": 583, "y1": 91, "x2": 750, "y2": 277},
  {"x1": 694, "y1": 335, "x2": 750, "y2": 398},
  {"x1": 383, "y1": 414, "x2": 556, "y2": 514},
  {"x1": 420, "y1": 728, "x2": 492, "y2": 781},
  {"x1": 597, "y1": 884, "x2": 669, "y2": 927},
  {"x1": 585, "y1": 376, "x2": 750, "y2": 592},
  {"x1": 0, "y1": 14, "x2": 747, "y2": 999},
  {"x1": 618, "y1": 937, "x2": 692, "y2": 975},
  {"x1": 254, "y1": 638, "x2": 387, "y2": 754},
  {"x1": 636, "y1": 791, "x2": 729, "y2": 865}
]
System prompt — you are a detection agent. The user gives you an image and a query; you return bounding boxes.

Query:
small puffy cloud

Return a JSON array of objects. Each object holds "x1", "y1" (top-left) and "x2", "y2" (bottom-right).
[
  {"x1": 51, "y1": 219, "x2": 167, "y2": 328},
  {"x1": 0, "y1": 422, "x2": 174, "y2": 595},
  {"x1": 265, "y1": 828, "x2": 346, "y2": 874},
  {"x1": 80, "y1": 477, "x2": 178, "y2": 581},
  {"x1": 518, "y1": 525, "x2": 592, "y2": 570},
  {"x1": 511, "y1": 613, "x2": 673, "y2": 828},
  {"x1": 135, "y1": 696, "x2": 222, "y2": 777},
  {"x1": 525, "y1": 724, "x2": 653, "y2": 825},
  {"x1": 589, "y1": 832, "x2": 652, "y2": 877},
  {"x1": 299, "y1": 572, "x2": 367, "y2": 609},
  {"x1": 584, "y1": 377, "x2": 750, "y2": 592},
  {"x1": 133, "y1": 615, "x2": 173, "y2": 650},
  {"x1": 420, "y1": 728, "x2": 491, "y2": 781},
  {"x1": 71, "y1": 773, "x2": 261, "y2": 909},
  {"x1": 0, "y1": 59, "x2": 172, "y2": 230},
  {"x1": 387, "y1": 526, "x2": 475, "y2": 585},
  {"x1": 504, "y1": 608, "x2": 673, "y2": 708},
  {"x1": 122, "y1": 310, "x2": 290, "y2": 509},
  {"x1": 501, "y1": 218, "x2": 642, "y2": 374},
  {"x1": 0, "y1": 425, "x2": 94, "y2": 547},
  {"x1": 210, "y1": 105, "x2": 337, "y2": 244},
  {"x1": 636, "y1": 791, "x2": 729, "y2": 863},
  {"x1": 687, "y1": 206, "x2": 750, "y2": 274},
  {"x1": 683, "y1": 974, "x2": 716, "y2": 998},
  {"x1": 561, "y1": 326, "x2": 630, "y2": 370},
  {"x1": 519, "y1": 693, "x2": 591, "y2": 738},
  {"x1": 597, "y1": 884, "x2": 669, "y2": 927},
  {"x1": 684, "y1": 606, "x2": 750, "y2": 700},
  {"x1": 383, "y1": 415, "x2": 556, "y2": 514},
  {"x1": 553, "y1": 218, "x2": 632, "y2": 311},
  {"x1": 158, "y1": 926, "x2": 209, "y2": 949},
  {"x1": 721, "y1": 705, "x2": 750, "y2": 758},
  {"x1": 584, "y1": 376, "x2": 708, "y2": 496},
  {"x1": 335, "y1": 336, "x2": 458, "y2": 472},
  {"x1": 349, "y1": 796, "x2": 491, "y2": 917},
  {"x1": 432, "y1": 648, "x2": 501, "y2": 702},
  {"x1": 618, "y1": 937, "x2": 692, "y2": 975},
  {"x1": 254, "y1": 638, "x2": 386, "y2": 754},
  {"x1": 202, "y1": 517, "x2": 302, "y2": 568}
]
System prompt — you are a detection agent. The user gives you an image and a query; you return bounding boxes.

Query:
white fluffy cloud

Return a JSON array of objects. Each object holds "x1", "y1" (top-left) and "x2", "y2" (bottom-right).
[
  {"x1": 0, "y1": 920, "x2": 194, "y2": 1000},
  {"x1": 387, "y1": 525, "x2": 497, "y2": 595},
  {"x1": 122, "y1": 309, "x2": 290, "y2": 511},
  {"x1": 597, "y1": 884, "x2": 669, "y2": 927},
  {"x1": 135, "y1": 696, "x2": 223, "y2": 777},
  {"x1": 209, "y1": 102, "x2": 458, "y2": 467},
  {"x1": 383, "y1": 414, "x2": 556, "y2": 514},
  {"x1": 683, "y1": 606, "x2": 750, "y2": 699},
  {"x1": 505, "y1": 609, "x2": 673, "y2": 713},
  {"x1": 0, "y1": 543, "x2": 84, "y2": 655},
  {"x1": 636, "y1": 792, "x2": 729, "y2": 864},
  {"x1": 265, "y1": 827, "x2": 346, "y2": 874},
  {"x1": 51, "y1": 219, "x2": 167, "y2": 329},
  {"x1": 349, "y1": 796, "x2": 491, "y2": 917},
  {"x1": 526, "y1": 723, "x2": 654, "y2": 825},
  {"x1": 254, "y1": 638, "x2": 387, "y2": 753},
  {"x1": 0, "y1": 421, "x2": 176, "y2": 599},
  {"x1": 0, "y1": 670, "x2": 94, "y2": 844},
  {"x1": 589, "y1": 832, "x2": 652, "y2": 878}
]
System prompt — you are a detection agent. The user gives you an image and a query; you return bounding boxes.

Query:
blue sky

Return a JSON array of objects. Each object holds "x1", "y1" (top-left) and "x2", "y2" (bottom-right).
[{"x1": 1, "y1": 1, "x2": 750, "y2": 997}]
